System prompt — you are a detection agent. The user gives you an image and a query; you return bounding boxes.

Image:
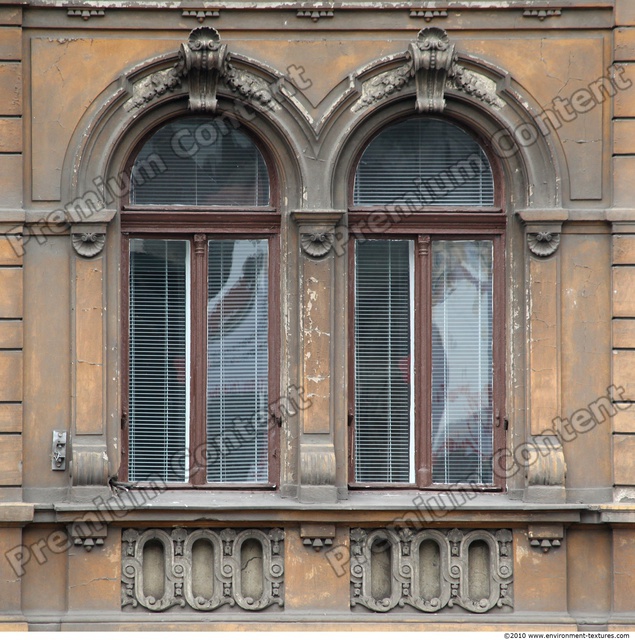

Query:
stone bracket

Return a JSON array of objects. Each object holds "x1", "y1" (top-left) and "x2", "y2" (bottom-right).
[
  {"x1": 526, "y1": 223, "x2": 562, "y2": 258},
  {"x1": 522, "y1": 9, "x2": 562, "y2": 20},
  {"x1": 528, "y1": 523, "x2": 564, "y2": 553},
  {"x1": 410, "y1": 9, "x2": 448, "y2": 21},
  {"x1": 293, "y1": 210, "x2": 343, "y2": 260},
  {"x1": 68, "y1": 521, "x2": 107, "y2": 552},
  {"x1": 70, "y1": 443, "x2": 109, "y2": 486},
  {"x1": 177, "y1": 26, "x2": 228, "y2": 112},
  {"x1": 182, "y1": 9, "x2": 220, "y2": 23},
  {"x1": 71, "y1": 223, "x2": 106, "y2": 258},
  {"x1": 297, "y1": 10, "x2": 334, "y2": 22},
  {"x1": 67, "y1": 8, "x2": 105, "y2": 20},
  {"x1": 525, "y1": 436, "x2": 567, "y2": 503},
  {"x1": 353, "y1": 28, "x2": 503, "y2": 114},
  {"x1": 300, "y1": 523, "x2": 335, "y2": 551},
  {"x1": 409, "y1": 27, "x2": 456, "y2": 112}
]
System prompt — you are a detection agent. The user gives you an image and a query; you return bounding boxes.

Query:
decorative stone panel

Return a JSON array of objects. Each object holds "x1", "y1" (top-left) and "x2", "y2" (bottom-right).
[
  {"x1": 350, "y1": 528, "x2": 513, "y2": 613},
  {"x1": 121, "y1": 527, "x2": 284, "y2": 612}
]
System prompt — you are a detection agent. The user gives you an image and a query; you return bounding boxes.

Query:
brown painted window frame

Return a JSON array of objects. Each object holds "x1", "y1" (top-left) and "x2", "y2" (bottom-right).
[
  {"x1": 347, "y1": 212, "x2": 507, "y2": 491},
  {"x1": 119, "y1": 118, "x2": 281, "y2": 490}
]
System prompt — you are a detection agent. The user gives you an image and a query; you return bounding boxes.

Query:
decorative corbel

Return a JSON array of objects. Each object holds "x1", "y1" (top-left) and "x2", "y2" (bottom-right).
[
  {"x1": 297, "y1": 10, "x2": 334, "y2": 22},
  {"x1": 176, "y1": 26, "x2": 228, "y2": 112},
  {"x1": 409, "y1": 9, "x2": 448, "y2": 21},
  {"x1": 71, "y1": 224, "x2": 106, "y2": 258},
  {"x1": 67, "y1": 8, "x2": 105, "y2": 20},
  {"x1": 527, "y1": 230, "x2": 561, "y2": 257},
  {"x1": 68, "y1": 521, "x2": 108, "y2": 552},
  {"x1": 300, "y1": 524, "x2": 335, "y2": 551},
  {"x1": 293, "y1": 211, "x2": 342, "y2": 260},
  {"x1": 409, "y1": 27, "x2": 456, "y2": 112},
  {"x1": 352, "y1": 28, "x2": 502, "y2": 114},
  {"x1": 182, "y1": 9, "x2": 220, "y2": 23},
  {"x1": 523, "y1": 9, "x2": 562, "y2": 20},
  {"x1": 528, "y1": 524, "x2": 564, "y2": 553}
]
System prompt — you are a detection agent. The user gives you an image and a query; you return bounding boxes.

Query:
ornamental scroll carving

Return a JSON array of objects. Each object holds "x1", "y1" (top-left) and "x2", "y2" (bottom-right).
[
  {"x1": 72, "y1": 231, "x2": 106, "y2": 257},
  {"x1": 409, "y1": 27, "x2": 455, "y2": 112},
  {"x1": 527, "y1": 231, "x2": 561, "y2": 257},
  {"x1": 125, "y1": 28, "x2": 280, "y2": 114},
  {"x1": 353, "y1": 28, "x2": 503, "y2": 113},
  {"x1": 350, "y1": 528, "x2": 513, "y2": 614},
  {"x1": 121, "y1": 527, "x2": 285, "y2": 612},
  {"x1": 176, "y1": 26, "x2": 228, "y2": 111}
]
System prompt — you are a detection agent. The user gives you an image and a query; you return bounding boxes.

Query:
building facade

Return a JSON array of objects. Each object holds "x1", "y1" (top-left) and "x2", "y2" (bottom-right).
[{"x1": 0, "y1": 0, "x2": 634, "y2": 630}]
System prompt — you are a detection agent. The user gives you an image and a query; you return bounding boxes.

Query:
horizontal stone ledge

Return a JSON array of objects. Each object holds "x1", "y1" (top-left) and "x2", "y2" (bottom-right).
[
  {"x1": 12, "y1": 612, "x2": 582, "y2": 631},
  {"x1": 0, "y1": 210, "x2": 23, "y2": 224},
  {"x1": 0, "y1": 502, "x2": 33, "y2": 524},
  {"x1": 518, "y1": 209, "x2": 569, "y2": 222},
  {"x1": 608, "y1": 210, "x2": 635, "y2": 222}
]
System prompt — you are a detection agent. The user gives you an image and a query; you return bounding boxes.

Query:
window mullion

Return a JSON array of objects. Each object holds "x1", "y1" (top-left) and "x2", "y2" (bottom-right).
[
  {"x1": 189, "y1": 233, "x2": 208, "y2": 485},
  {"x1": 416, "y1": 234, "x2": 432, "y2": 488}
]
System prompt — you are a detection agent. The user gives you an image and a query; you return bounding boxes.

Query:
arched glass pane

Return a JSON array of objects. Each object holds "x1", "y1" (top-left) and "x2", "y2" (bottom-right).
[
  {"x1": 353, "y1": 118, "x2": 494, "y2": 207},
  {"x1": 130, "y1": 117, "x2": 270, "y2": 206}
]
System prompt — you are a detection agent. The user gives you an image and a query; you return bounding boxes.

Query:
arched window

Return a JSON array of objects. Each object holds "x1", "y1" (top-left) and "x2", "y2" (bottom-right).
[
  {"x1": 349, "y1": 117, "x2": 505, "y2": 489},
  {"x1": 122, "y1": 115, "x2": 278, "y2": 487}
]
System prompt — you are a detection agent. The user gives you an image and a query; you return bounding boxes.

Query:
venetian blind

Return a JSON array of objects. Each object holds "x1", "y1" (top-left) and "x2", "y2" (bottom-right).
[
  {"x1": 128, "y1": 239, "x2": 189, "y2": 483},
  {"x1": 206, "y1": 239, "x2": 269, "y2": 483},
  {"x1": 353, "y1": 118, "x2": 494, "y2": 207},
  {"x1": 355, "y1": 239, "x2": 413, "y2": 483},
  {"x1": 130, "y1": 117, "x2": 270, "y2": 206},
  {"x1": 431, "y1": 240, "x2": 494, "y2": 484}
]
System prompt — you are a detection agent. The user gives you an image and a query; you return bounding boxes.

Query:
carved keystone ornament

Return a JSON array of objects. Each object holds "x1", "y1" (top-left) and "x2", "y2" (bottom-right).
[
  {"x1": 353, "y1": 27, "x2": 502, "y2": 114},
  {"x1": 125, "y1": 27, "x2": 279, "y2": 114}
]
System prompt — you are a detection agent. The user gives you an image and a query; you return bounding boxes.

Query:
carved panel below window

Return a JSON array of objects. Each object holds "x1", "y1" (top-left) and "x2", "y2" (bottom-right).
[
  {"x1": 350, "y1": 528, "x2": 513, "y2": 613},
  {"x1": 121, "y1": 527, "x2": 284, "y2": 612}
]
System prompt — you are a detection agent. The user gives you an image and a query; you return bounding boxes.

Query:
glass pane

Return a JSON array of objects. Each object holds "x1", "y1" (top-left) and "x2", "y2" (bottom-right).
[
  {"x1": 354, "y1": 118, "x2": 494, "y2": 207},
  {"x1": 130, "y1": 117, "x2": 270, "y2": 206},
  {"x1": 207, "y1": 239, "x2": 269, "y2": 483},
  {"x1": 355, "y1": 239, "x2": 413, "y2": 483},
  {"x1": 128, "y1": 239, "x2": 189, "y2": 482},
  {"x1": 431, "y1": 240, "x2": 494, "y2": 484}
]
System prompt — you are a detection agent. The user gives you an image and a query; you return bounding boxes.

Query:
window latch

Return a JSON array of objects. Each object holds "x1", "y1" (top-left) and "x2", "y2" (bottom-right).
[
  {"x1": 269, "y1": 409, "x2": 282, "y2": 428},
  {"x1": 121, "y1": 410, "x2": 128, "y2": 431},
  {"x1": 348, "y1": 409, "x2": 355, "y2": 427},
  {"x1": 495, "y1": 413, "x2": 509, "y2": 430}
]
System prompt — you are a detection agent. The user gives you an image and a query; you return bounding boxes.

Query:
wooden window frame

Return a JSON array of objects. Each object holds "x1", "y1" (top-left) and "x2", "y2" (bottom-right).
[
  {"x1": 118, "y1": 116, "x2": 281, "y2": 489},
  {"x1": 120, "y1": 214, "x2": 281, "y2": 489},
  {"x1": 347, "y1": 212, "x2": 507, "y2": 491}
]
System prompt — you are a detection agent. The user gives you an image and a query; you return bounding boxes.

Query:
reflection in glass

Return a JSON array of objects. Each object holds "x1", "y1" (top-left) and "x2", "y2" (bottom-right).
[
  {"x1": 431, "y1": 240, "x2": 493, "y2": 484},
  {"x1": 206, "y1": 239, "x2": 269, "y2": 483},
  {"x1": 130, "y1": 117, "x2": 270, "y2": 206}
]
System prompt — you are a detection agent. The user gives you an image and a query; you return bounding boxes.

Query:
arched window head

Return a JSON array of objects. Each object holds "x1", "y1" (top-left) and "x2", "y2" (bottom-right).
[
  {"x1": 130, "y1": 116, "x2": 270, "y2": 206},
  {"x1": 353, "y1": 118, "x2": 494, "y2": 207}
]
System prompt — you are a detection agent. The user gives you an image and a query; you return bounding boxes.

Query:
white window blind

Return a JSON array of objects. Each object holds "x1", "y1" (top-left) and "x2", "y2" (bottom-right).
[
  {"x1": 353, "y1": 118, "x2": 494, "y2": 207},
  {"x1": 354, "y1": 239, "x2": 413, "y2": 483},
  {"x1": 206, "y1": 239, "x2": 269, "y2": 483},
  {"x1": 130, "y1": 117, "x2": 270, "y2": 207},
  {"x1": 128, "y1": 239, "x2": 189, "y2": 482},
  {"x1": 431, "y1": 240, "x2": 493, "y2": 484}
]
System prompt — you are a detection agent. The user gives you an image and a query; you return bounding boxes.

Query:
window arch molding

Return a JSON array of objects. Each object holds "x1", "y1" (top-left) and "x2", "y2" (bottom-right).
[
  {"x1": 329, "y1": 81, "x2": 567, "y2": 494},
  {"x1": 59, "y1": 56, "x2": 308, "y2": 488}
]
